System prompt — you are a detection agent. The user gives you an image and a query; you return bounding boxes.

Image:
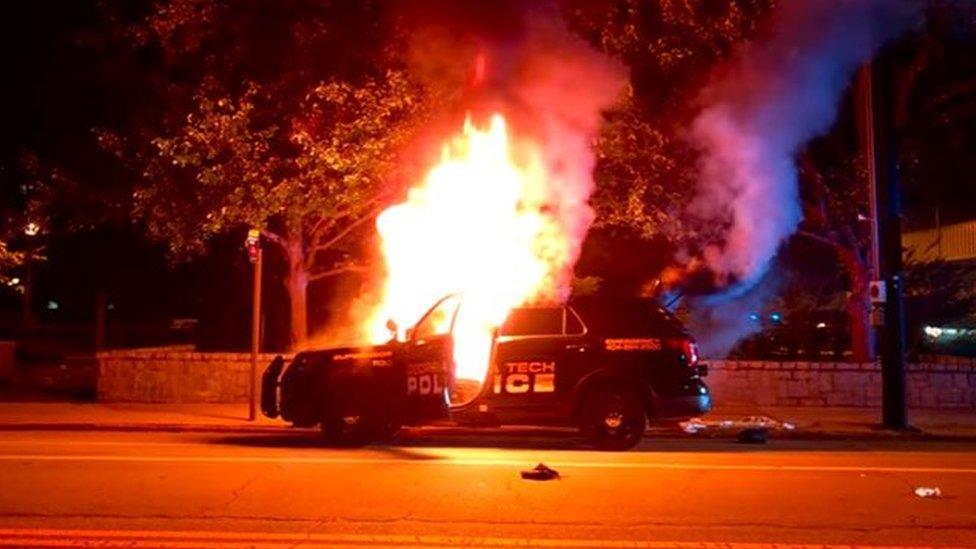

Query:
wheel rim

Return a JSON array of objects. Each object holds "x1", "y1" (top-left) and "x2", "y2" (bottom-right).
[
  {"x1": 587, "y1": 390, "x2": 643, "y2": 443},
  {"x1": 604, "y1": 411, "x2": 624, "y2": 430}
]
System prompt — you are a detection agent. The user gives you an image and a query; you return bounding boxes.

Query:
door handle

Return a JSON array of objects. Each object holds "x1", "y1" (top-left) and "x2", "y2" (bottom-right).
[{"x1": 565, "y1": 343, "x2": 590, "y2": 352}]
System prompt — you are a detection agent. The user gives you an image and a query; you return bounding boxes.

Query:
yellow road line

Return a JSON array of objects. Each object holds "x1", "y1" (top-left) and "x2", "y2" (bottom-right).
[
  {"x1": 0, "y1": 528, "x2": 963, "y2": 549},
  {"x1": 0, "y1": 453, "x2": 974, "y2": 474}
]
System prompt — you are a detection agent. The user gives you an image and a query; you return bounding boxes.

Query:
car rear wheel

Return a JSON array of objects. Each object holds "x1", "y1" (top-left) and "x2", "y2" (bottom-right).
[{"x1": 578, "y1": 385, "x2": 646, "y2": 451}]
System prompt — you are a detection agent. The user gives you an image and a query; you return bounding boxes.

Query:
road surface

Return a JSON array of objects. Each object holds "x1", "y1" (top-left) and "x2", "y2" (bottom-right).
[{"x1": 0, "y1": 429, "x2": 974, "y2": 547}]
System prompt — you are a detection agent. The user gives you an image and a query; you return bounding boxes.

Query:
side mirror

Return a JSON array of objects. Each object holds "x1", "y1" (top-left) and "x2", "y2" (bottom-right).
[{"x1": 385, "y1": 318, "x2": 398, "y2": 339}]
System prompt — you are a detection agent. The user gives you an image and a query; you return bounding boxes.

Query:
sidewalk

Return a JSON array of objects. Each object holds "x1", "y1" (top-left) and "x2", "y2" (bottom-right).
[
  {"x1": 0, "y1": 401, "x2": 972, "y2": 440},
  {"x1": 690, "y1": 404, "x2": 976, "y2": 440}
]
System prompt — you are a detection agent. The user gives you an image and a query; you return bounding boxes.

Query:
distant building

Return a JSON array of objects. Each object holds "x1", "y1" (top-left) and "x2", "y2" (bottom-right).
[
  {"x1": 903, "y1": 220, "x2": 976, "y2": 263},
  {"x1": 904, "y1": 220, "x2": 976, "y2": 357}
]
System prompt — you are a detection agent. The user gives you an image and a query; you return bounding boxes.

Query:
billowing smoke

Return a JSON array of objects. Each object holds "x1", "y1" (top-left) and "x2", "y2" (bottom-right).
[
  {"x1": 689, "y1": 0, "x2": 921, "y2": 293},
  {"x1": 512, "y1": 21, "x2": 627, "y2": 299},
  {"x1": 399, "y1": 0, "x2": 625, "y2": 301},
  {"x1": 312, "y1": 0, "x2": 624, "y2": 349},
  {"x1": 682, "y1": 0, "x2": 921, "y2": 355}
]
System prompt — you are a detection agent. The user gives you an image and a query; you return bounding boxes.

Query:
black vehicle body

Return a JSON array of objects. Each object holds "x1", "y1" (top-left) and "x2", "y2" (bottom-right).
[{"x1": 262, "y1": 295, "x2": 711, "y2": 449}]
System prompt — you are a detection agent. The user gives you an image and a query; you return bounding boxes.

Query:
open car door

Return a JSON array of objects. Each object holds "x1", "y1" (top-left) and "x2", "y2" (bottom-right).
[{"x1": 395, "y1": 295, "x2": 459, "y2": 424}]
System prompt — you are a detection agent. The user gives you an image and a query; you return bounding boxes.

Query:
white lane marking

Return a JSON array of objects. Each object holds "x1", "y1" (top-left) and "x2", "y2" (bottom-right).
[
  {"x1": 0, "y1": 452, "x2": 974, "y2": 474},
  {"x1": 0, "y1": 528, "x2": 961, "y2": 549}
]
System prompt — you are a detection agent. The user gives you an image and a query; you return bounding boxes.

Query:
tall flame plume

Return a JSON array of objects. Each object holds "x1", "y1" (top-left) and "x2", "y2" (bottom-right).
[{"x1": 366, "y1": 114, "x2": 572, "y2": 386}]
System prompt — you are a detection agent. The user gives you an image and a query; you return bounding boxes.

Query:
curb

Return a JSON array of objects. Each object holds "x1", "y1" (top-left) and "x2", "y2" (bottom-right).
[
  {"x1": 649, "y1": 426, "x2": 976, "y2": 443},
  {"x1": 1, "y1": 422, "x2": 973, "y2": 443}
]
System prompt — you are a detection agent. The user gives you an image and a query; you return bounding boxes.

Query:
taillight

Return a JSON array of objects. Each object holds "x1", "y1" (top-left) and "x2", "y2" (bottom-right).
[{"x1": 666, "y1": 338, "x2": 699, "y2": 367}]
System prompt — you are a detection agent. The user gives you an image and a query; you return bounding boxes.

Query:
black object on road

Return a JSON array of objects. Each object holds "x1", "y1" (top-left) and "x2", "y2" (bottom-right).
[{"x1": 521, "y1": 463, "x2": 560, "y2": 481}]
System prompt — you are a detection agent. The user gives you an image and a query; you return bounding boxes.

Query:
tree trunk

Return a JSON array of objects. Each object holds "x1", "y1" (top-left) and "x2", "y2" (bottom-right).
[
  {"x1": 285, "y1": 237, "x2": 309, "y2": 350},
  {"x1": 839, "y1": 247, "x2": 874, "y2": 361}
]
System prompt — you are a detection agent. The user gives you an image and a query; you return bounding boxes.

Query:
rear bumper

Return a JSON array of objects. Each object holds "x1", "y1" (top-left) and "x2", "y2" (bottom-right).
[{"x1": 653, "y1": 379, "x2": 711, "y2": 420}]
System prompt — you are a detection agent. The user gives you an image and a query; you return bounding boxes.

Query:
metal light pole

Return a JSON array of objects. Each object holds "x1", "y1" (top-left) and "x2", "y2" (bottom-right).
[{"x1": 245, "y1": 229, "x2": 263, "y2": 421}]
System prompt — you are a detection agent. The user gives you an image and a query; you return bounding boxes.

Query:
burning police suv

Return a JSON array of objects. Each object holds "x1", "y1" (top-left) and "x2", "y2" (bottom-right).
[{"x1": 262, "y1": 295, "x2": 711, "y2": 450}]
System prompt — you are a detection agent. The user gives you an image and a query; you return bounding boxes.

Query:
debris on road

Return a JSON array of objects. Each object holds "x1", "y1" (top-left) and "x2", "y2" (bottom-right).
[
  {"x1": 737, "y1": 427, "x2": 769, "y2": 444},
  {"x1": 680, "y1": 415, "x2": 796, "y2": 437},
  {"x1": 914, "y1": 487, "x2": 943, "y2": 498},
  {"x1": 521, "y1": 463, "x2": 560, "y2": 481}
]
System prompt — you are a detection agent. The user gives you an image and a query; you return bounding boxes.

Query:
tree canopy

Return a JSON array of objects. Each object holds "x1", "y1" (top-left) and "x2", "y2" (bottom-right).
[{"x1": 95, "y1": 0, "x2": 435, "y2": 346}]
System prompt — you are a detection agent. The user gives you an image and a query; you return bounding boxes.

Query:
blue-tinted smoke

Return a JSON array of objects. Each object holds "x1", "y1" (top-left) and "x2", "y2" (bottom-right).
[
  {"x1": 689, "y1": 0, "x2": 921, "y2": 300},
  {"x1": 689, "y1": 0, "x2": 922, "y2": 357},
  {"x1": 682, "y1": 0, "x2": 922, "y2": 356}
]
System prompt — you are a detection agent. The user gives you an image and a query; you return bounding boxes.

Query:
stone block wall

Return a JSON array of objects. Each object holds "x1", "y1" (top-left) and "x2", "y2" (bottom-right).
[
  {"x1": 97, "y1": 346, "x2": 976, "y2": 408},
  {"x1": 97, "y1": 346, "x2": 290, "y2": 403},
  {"x1": 707, "y1": 359, "x2": 976, "y2": 410}
]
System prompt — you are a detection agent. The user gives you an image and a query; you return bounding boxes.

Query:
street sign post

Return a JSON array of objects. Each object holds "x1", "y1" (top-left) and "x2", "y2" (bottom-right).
[{"x1": 245, "y1": 229, "x2": 263, "y2": 421}]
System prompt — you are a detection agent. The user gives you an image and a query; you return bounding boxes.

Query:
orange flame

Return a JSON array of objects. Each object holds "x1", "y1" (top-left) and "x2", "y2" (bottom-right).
[{"x1": 366, "y1": 113, "x2": 572, "y2": 388}]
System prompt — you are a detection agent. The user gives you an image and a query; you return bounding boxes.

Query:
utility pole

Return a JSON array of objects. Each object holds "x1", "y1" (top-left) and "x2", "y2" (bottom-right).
[
  {"x1": 857, "y1": 66, "x2": 881, "y2": 300},
  {"x1": 245, "y1": 230, "x2": 263, "y2": 421},
  {"x1": 864, "y1": 59, "x2": 909, "y2": 430},
  {"x1": 857, "y1": 65, "x2": 882, "y2": 363}
]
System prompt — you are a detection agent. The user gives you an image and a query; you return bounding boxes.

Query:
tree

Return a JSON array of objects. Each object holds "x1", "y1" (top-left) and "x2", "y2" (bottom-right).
[
  {"x1": 0, "y1": 151, "x2": 64, "y2": 303},
  {"x1": 590, "y1": 92, "x2": 697, "y2": 242},
  {"x1": 115, "y1": 72, "x2": 427, "y2": 348},
  {"x1": 0, "y1": 240, "x2": 21, "y2": 288},
  {"x1": 565, "y1": 0, "x2": 775, "y2": 117},
  {"x1": 796, "y1": 150, "x2": 875, "y2": 360},
  {"x1": 795, "y1": 2, "x2": 976, "y2": 360},
  {"x1": 95, "y1": 1, "x2": 433, "y2": 348},
  {"x1": 565, "y1": 0, "x2": 775, "y2": 286}
]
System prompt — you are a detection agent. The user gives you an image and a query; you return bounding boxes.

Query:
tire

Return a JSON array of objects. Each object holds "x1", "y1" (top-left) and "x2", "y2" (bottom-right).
[
  {"x1": 578, "y1": 384, "x2": 646, "y2": 451},
  {"x1": 319, "y1": 406, "x2": 374, "y2": 447}
]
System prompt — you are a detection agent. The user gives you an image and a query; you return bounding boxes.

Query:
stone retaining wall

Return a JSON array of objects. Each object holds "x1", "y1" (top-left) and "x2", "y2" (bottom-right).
[
  {"x1": 707, "y1": 360, "x2": 976, "y2": 410},
  {"x1": 97, "y1": 346, "x2": 290, "y2": 403},
  {"x1": 97, "y1": 347, "x2": 976, "y2": 409}
]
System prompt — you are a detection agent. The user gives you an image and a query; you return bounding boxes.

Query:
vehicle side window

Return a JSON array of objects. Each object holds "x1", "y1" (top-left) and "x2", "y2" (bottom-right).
[
  {"x1": 564, "y1": 307, "x2": 585, "y2": 335},
  {"x1": 500, "y1": 308, "x2": 563, "y2": 337},
  {"x1": 597, "y1": 303, "x2": 683, "y2": 337},
  {"x1": 412, "y1": 295, "x2": 460, "y2": 341}
]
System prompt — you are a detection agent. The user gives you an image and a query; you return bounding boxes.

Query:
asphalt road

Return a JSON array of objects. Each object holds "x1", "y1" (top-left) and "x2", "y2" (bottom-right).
[{"x1": 0, "y1": 429, "x2": 974, "y2": 548}]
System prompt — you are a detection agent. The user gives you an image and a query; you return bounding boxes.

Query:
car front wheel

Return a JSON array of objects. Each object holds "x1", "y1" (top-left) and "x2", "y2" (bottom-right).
[
  {"x1": 578, "y1": 385, "x2": 646, "y2": 451},
  {"x1": 319, "y1": 407, "x2": 374, "y2": 447}
]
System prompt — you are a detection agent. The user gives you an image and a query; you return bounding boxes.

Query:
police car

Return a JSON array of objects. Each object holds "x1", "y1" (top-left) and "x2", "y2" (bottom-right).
[{"x1": 262, "y1": 295, "x2": 711, "y2": 450}]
